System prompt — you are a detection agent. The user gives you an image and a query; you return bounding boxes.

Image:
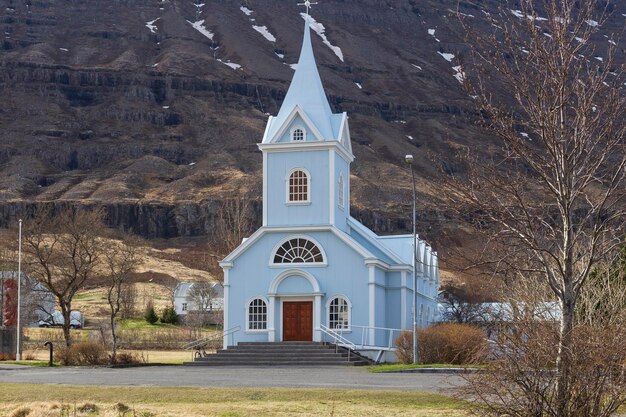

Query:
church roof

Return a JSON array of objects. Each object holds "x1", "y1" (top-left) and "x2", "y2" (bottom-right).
[{"x1": 262, "y1": 15, "x2": 343, "y2": 143}]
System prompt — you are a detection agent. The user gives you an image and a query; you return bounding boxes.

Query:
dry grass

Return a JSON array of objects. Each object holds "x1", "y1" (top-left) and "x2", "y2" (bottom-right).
[
  {"x1": 22, "y1": 349, "x2": 193, "y2": 364},
  {"x1": 0, "y1": 384, "x2": 467, "y2": 417}
]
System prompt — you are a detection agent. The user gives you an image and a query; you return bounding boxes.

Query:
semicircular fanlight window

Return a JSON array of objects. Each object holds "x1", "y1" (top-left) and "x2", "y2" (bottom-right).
[{"x1": 273, "y1": 238, "x2": 324, "y2": 264}]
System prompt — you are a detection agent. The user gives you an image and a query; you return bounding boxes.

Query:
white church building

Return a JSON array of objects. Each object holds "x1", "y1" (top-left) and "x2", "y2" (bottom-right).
[{"x1": 220, "y1": 13, "x2": 439, "y2": 360}]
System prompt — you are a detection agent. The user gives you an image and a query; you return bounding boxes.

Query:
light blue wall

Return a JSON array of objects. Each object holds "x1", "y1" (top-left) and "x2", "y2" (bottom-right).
[
  {"x1": 333, "y1": 153, "x2": 350, "y2": 232},
  {"x1": 227, "y1": 230, "x2": 372, "y2": 346},
  {"x1": 266, "y1": 150, "x2": 330, "y2": 227}
]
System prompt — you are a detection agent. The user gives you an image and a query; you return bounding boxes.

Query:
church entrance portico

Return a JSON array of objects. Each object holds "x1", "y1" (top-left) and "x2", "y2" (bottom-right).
[{"x1": 268, "y1": 269, "x2": 323, "y2": 342}]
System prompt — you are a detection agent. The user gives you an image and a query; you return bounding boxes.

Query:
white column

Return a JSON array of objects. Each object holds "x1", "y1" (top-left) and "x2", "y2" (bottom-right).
[
  {"x1": 314, "y1": 295, "x2": 322, "y2": 342},
  {"x1": 268, "y1": 295, "x2": 276, "y2": 342},
  {"x1": 329, "y1": 149, "x2": 335, "y2": 226},
  {"x1": 368, "y1": 265, "x2": 376, "y2": 345},
  {"x1": 400, "y1": 271, "x2": 407, "y2": 330},
  {"x1": 262, "y1": 152, "x2": 268, "y2": 226},
  {"x1": 222, "y1": 267, "x2": 231, "y2": 348}
]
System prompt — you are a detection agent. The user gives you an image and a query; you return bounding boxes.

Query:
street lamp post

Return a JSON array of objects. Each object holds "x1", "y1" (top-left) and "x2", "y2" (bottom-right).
[
  {"x1": 404, "y1": 155, "x2": 419, "y2": 365},
  {"x1": 16, "y1": 219, "x2": 22, "y2": 362}
]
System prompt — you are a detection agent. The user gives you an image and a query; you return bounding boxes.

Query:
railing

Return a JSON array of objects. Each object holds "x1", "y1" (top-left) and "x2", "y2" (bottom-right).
[
  {"x1": 349, "y1": 325, "x2": 402, "y2": 351},
  {"x1": 320, "y1": 324, "x2": 356, "y2": 361},
  {"x1": 183, "y1": 325, "x2": 241, "y2": 359}
]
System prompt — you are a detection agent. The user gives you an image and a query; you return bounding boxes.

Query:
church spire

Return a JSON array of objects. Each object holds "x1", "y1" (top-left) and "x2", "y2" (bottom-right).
[{"x1": 264, "y1": 13, "x2": 335, "y2": 142}]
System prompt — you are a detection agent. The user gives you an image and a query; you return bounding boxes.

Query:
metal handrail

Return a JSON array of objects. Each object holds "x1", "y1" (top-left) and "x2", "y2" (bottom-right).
[
  {"x1": 320, "y1": 324, "x2": 356, "y2": 350},
  {"x1": 343, "y1": 325, "x2": 403, "y2": 350},
  {"x1": 183, "y1": 325, "x2": 241, "y2": 351}
]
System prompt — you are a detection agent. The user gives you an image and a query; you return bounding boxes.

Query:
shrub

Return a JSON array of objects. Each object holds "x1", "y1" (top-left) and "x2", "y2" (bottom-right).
[
  {"x1": 11, "y1": 407, "x2": 31, "y2": 417},
  {"x1": 77, "y1": 403, "x2": 98, "y2": 413},
  {"x1": 111, "y1": 351, "x2": 145, "y2": 365},
  {"x1": 144, "y1": 301, "x2": 158, "y2": 325},
  {"x1": 115, "y1": 403, "x2": 130, "y2": 413},
  {"x1": 395, "y1": 323, "x2": 487, "y2": 365},
  {"x1": 54, "y1": 341, "x2": 108, "y2": 366},
  {"x1": 160, "y1": 306, "x2": 178, "y2": 324}
]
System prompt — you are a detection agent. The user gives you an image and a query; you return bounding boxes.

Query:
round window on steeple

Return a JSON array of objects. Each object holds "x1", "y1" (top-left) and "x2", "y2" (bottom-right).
[{"x1": 292, "y1": 128, "x2": 305, "y2": 141}]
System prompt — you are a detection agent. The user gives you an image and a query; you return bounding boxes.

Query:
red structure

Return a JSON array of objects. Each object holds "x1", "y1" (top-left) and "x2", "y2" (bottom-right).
[{"x1": 2, "y1": 279, "x2": 17, "y2": 327}]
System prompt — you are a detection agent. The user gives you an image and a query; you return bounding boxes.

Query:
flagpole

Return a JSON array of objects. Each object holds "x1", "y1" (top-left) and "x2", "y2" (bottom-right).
[{"x1": 16, "y1": 219, "x2": 22, "y2": 362}]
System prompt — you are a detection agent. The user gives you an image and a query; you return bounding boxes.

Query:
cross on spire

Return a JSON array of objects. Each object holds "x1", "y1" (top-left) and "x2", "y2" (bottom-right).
[{"x1": 298, "y1": 0, "x2": 318, "y2": 16}]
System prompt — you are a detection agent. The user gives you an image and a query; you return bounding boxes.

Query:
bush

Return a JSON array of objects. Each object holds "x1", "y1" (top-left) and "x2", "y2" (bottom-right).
[
  {"x1": 11, "y1": 407, "x2": 31, "y2": 417},
  {"x1": 395, "y1": 323, "x2": 487, "y2": 365},
  {"x1": 160, "y1": 306, "x2": 178, "y2": 324},
  {"x1": 54, "y1": 341, "x2": 108, "y2": 366},
  {"x1": 77, "y1": 403, "x2": 98, "y2": 413},
  {"x1": 144, "y1": 302, "x2": 158, "y2": 325},
  {"x1": 111, "y1": 351, "x2": 145, "y2": 365}
]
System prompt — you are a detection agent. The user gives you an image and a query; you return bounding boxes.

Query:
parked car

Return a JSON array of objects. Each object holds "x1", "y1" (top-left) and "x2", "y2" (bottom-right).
[{"x1": 38, "y1": 311, "x2": 84, "y2": 329}]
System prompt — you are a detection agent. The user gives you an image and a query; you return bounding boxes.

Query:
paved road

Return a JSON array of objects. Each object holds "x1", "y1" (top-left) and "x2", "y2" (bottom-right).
[{"x1": 0, "y1": 365, "x2": 463, "y2": 392}]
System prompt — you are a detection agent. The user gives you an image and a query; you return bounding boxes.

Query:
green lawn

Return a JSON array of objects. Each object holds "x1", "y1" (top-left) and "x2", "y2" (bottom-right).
[
  {"x1": 0, "y1": 384, "x2": 467, "y2": 417},
  {"x1": 0, "y1": 360, "x2": 53, "y2": 367}
]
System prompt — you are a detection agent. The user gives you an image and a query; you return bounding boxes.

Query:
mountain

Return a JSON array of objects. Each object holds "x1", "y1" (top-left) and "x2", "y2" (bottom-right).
[{"x1": 0, "y1": 0, "x2": 624, "y2": 254}]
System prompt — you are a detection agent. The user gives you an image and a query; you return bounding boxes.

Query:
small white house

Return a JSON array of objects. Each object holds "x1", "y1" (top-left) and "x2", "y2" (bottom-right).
[{"x1": 174, "y1": 282, "x2": 224, "y2": 316}]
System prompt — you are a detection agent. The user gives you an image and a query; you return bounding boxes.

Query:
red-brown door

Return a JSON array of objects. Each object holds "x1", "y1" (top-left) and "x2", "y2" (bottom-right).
[{"x1": 283, "y1": 301, "x2": 313, "y2": 341}]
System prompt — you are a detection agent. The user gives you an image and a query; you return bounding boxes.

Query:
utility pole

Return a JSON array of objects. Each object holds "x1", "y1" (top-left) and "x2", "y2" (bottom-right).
[{"x1": 16, "y1": 219, "x2": 22, "y2": 362}]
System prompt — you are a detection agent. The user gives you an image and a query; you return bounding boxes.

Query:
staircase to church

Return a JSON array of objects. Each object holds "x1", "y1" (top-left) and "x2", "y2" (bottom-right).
[{"x1": 183, "y1": 342, "x2": 372, "y2": 366}]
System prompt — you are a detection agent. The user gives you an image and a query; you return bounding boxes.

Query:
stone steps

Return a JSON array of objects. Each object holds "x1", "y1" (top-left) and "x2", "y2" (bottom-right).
[{"x1": 183, "y1": 342, "x2": 371, "y2": 366}]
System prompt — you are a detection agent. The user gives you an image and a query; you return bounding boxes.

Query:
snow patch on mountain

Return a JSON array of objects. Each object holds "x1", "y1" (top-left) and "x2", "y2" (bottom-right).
[
  {"x1": 452, "y1": 65, "x2": 465, "y2": 83},
  {"x1": 438, "y1": 51, "x2": 455, "y2": 62},
  {"x1": 146, "y1": 18, "x2": 159, "y2": 34},
  {"x1": 218, "y1": 59, "x2": 241, "y2": 70},
  {"x1": 253, "y1": 25, "x2": 276, "y2": 42},
  {"x1": 187, "y1": 20, "x2": 214, "y2": 41},
  {"x1": 240, "y1": 6, "x2": 253, "y2": 16}
]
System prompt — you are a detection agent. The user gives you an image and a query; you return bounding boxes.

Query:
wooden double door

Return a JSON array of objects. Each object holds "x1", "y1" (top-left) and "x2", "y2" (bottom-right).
[{"x1": 282, "y1": 301, "x2": 313, "y2": 341}]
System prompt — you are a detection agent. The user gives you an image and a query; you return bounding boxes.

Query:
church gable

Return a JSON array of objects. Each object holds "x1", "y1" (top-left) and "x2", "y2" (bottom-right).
[
  {"x1": 275, "y1": 112, "x2": 322, "y2": 144},
  {"x1": 265, "y1": 105, "x2": 326, "y2": 144}
]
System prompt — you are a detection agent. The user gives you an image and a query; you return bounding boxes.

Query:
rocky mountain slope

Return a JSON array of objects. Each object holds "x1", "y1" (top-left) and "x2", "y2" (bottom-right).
[{"x1": 0, "y1": 0, "x2": 624, "y2": 253}]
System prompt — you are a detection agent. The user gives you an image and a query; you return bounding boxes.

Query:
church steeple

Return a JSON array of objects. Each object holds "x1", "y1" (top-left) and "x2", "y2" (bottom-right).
[
  {"x1": 259, "y1": 8, "x2": 353, "y2": 231},
  {"x1": 262, "y1": 15, "x2": 348, "y2": 146}
]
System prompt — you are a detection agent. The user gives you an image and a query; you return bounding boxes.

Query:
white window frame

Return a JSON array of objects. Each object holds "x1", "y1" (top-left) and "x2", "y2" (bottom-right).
[
  {"x1": 291, "y1": 127, "x2": 306, "y2": 142},
  {"x1": 285, "y1": 167, "x2": 311, "y2": 205},
  {"x1": 246, "y1": 296, "x2": 269, "y2": 333},
  {"x1": 182, "y1": 302, "x2": 187, "y2": 312},
  {"x1": 326, "y1": 295, "x2": 352, "y2": 332},
  {"x1": 269, "y1": 235, "x2": 327, "y2": 267},
  {"x1": 338, "y1": 173, "x2": 345, "y2": 210}
]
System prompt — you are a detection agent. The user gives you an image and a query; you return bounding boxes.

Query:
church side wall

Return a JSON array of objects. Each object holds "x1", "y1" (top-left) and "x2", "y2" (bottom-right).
[
  {"x1": 333, "y1": 153, "x2": 350, "y2": 232},
  {"x1": 385, "y1": 271, "x2": 403, "y2": 333}
]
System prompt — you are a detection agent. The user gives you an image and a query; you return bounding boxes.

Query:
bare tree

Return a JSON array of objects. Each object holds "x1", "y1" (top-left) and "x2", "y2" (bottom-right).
[
  {"x1": 438, "y1": 282, "x2": 492, "y2": 324},
  {"x1": 445, "y1": 0, "x2": 626, "y2": 414},
  {"x1": 22, "y1": 207, "x2": 105, "y2": 346},
  {"x1": 208, "y1": 192, "x2": 255, "y2": 283},
  {"x1": 187, "y1": 282, "x2": 218, "y2": 312},
  {"x1": 118, "y1": 282, "x2": 137, "y2": 320},
  {"x1": 103, "y1": 233, "x2": 139, "y2": 361}
]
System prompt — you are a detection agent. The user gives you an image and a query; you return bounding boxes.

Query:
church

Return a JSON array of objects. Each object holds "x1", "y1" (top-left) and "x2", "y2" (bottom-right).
[{"x1": 220, "y1": 11, "x2": 439, "y2": 361}]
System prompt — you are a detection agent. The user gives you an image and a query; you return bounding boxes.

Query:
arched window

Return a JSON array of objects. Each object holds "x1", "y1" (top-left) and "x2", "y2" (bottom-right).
[
  {"x1": 292, "y1": 128, "x2": 305, "y2": 141},
  {"x1": 247, "y1": 298, "x2": 267, "y2": 330},
  {"x1": 273, "y1": 238, "x2": 324, "y2": 264},
  {"x1": 288, "y1": 169, "x2": 309, "y2": 202},
  {"x1": 338, "y1": 174, "x2": 345, "y2": 209},
  {"x1": 328, "y1": 297, "x2": 350, "y2": 329}
]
